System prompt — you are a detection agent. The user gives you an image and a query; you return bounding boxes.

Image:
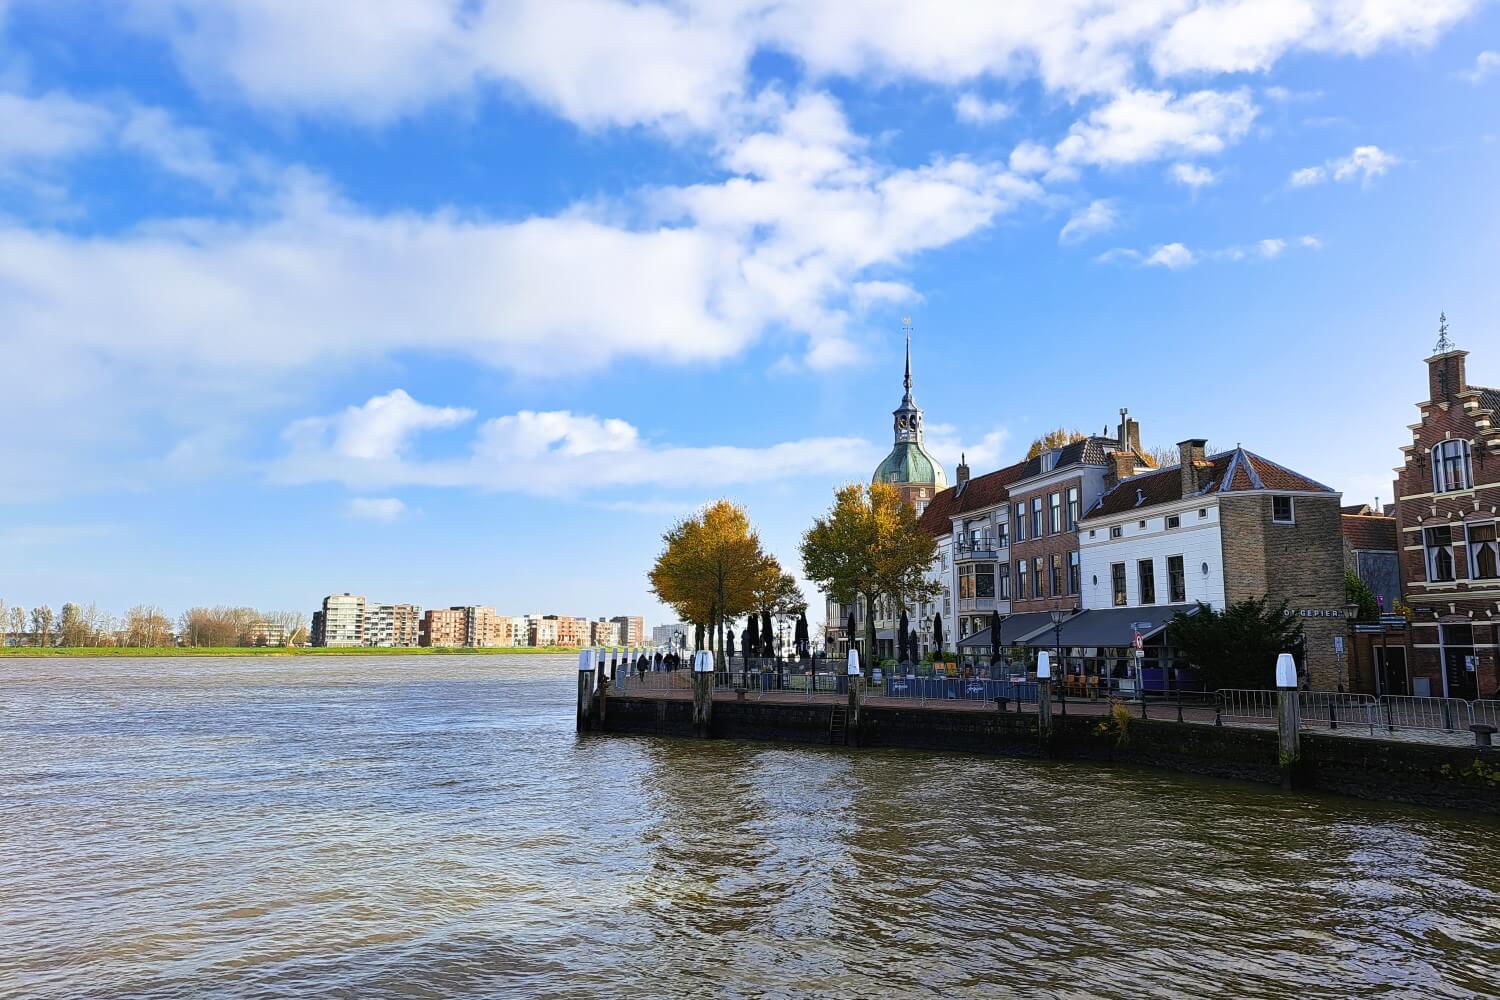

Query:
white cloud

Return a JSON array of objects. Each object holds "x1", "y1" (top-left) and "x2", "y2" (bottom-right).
[
  {"x1": 1100, "y1": 233, "x2": 1322, "y2": 268},
  {"x1": 0, "y1": 96, "x2": 1042, "y2": 497},
  {"x1": 286, "y1": 389, "x2": 475, "y2": 461},
  {"x1": 953, "y1": 92, "x2": 1012, "y2": 125},
  {"x1": 0, "y1": 88, "x2": 235, "y2": 191},
  {"x1": 924, "y1": 423, "x2": 1009, "y2": 471},
  {"x1": 275, "y1": 393, "x2": 880, "y2": 496},
  {"x1": 116, "y1": 1, "x2": 1480, "y2": 132},
  {"x1": 1167, "y1": 162, "x2": 1218, "y2": 188},
  {"x1": 1459, "y1": 50, "x2": 1500, "y2": 83},
  {"x1": 1144, "y1": 242, "x2": 1194, "y2": 269},
  {"x1": 1289, "y1": 144, "x2": 1399, "y2": 187},
  {"x1": 1050, "y1": 88, "x2": 1257, "y2": 169},
  {"x1": 1058, "y1": 199, "x2": 1118, "y2": 244},
  {"x1": 345, "y1": 497, "x2": 406, "y2": 522},
  {"x1": 0, "y1": 91, "x2": 113, "y2": 166}
]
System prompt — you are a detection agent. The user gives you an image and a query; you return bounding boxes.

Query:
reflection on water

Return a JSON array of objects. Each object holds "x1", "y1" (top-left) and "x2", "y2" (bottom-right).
[{"x1": 1, "y1": 655, "x2": 1497, "y2": 999}]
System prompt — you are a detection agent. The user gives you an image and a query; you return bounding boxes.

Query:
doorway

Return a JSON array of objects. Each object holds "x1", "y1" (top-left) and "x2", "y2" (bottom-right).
[
  {"x1": 1440, "y1": 624, "x2": 1477, "y2": 700},
  {"x1": 1375, "y1": 645, "x2": 1409, "y2": 696}
]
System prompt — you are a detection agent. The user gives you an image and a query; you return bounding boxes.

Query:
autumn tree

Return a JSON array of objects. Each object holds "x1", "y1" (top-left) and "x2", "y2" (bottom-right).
[
  {"x1": 31, "y1": 604, "x2": 54, "y2": 648},
  {"x1": 801, "y1": 482, "x2": 939, "y2": 676},
  {"x1": 1143, "y1": 443, "x2": 1217, "y2": 470},
  {"x1": 125, "y1": 605, "x2": 174, "y2": 647},
  {"x1": 7, "y1": 606, "x2": 26, "y2": 646},
  {"x1": 649, "y1": 500, "x2": 774, "y2": 669},
  {"x1": 1025, "y1": 428, "x2": 1085, "y2": 460}
]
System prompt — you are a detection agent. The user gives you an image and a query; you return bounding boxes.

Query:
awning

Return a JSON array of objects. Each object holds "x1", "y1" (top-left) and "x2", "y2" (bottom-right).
[
  {"x1": 1015, "y1": 604, "x2": 1201, "y2": 648},
  {"x1": 955, "y1": 611, "x2": 1063, "y2": 648}
]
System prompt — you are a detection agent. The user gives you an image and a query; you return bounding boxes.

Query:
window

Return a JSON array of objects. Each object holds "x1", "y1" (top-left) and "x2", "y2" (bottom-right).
[
  {"x1": 1425, "y1": 526, "x2": 1456, "y2": 582},
  {"x1": 1432, "y1": 439, "x2": 1473, "y2": 493},
  {"x1": 1033, "y1": 557, "x2": 1045, "y2": 598},
  {"x1": 996, "y1": 521, "x2": 1008, "y2": 547},
  {"x1": 1469, "y1": 523, "x2": 1498, "y2": 579},
  {"x1": 1166, "y1": 514, "x2": 1181, "y2": 529},
  {"x1": 1199, "y1": 508, "x2": 1208, "y2": 519},
  {"x1": 1049, "y1": 492, "x2": 1062, "y2": 533},
  {"x1": 1015, "y1": 560, "x2": 1028, "y2": 600},
  {"x1": 1139, "y1": 520, "x2": 1147, "y2": 529},
  {"x1": 1138, "y1": 559, "x2": 1156, "y2": 605},
  {"x1": 1015, "y1": 503, "x2": 1026, "y2": 542},
  {"x1": 1167, "y1": 555, "x2": 1186, "y2": 603},
  {"x1": 997, "y1": 562, "x2": 1011, "y2": 599},
  {"x1": 1111, "y1": 563, "x2": 1127, "y2": 607},
  {"x1": 1109, "y1": 525, "x2": 1122, "y2": 539},
  {"x1": 1068, "y1": 551, "x2": 1080, "y2": 594},
  {"x1": 958, "y1": 564, "x2": 974, "y2": 599},
  {"x1": 1032, "y1": 498, "x2": 1044, "y2": 538},
  {"x1": 975, "y1": 565, "x2": 994, "y2": 599},
  {"x1": 1067, "y1": 487, "x2": 1081, "y2": 529},
  {"x1": 1272, "y1": 496, "x2": 1294, "y2": 523},
  {"x1": 1050, "y1": 553, "x2": 1064, "y2": 596}
]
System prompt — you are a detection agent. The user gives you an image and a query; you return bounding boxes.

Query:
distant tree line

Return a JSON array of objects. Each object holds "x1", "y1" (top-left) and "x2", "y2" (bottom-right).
[{"x1": 0, "y1": 597, "x2": 307, "y2": 648}]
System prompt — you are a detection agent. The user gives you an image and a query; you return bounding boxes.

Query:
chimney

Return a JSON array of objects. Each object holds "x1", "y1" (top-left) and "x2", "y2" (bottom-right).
[
  {"x1": 1116, "y1": 407, "x2": 1141, "y2": 455},
  {"x1": 956, "y1": 452, "x2": 970, "y2": 489},
  {"x1": 1178, "y1": 438, "x2": 1208, "y2": 495},
  {"x1": 1105, "y1": 449, "x2": 1136, "y2": 488}
]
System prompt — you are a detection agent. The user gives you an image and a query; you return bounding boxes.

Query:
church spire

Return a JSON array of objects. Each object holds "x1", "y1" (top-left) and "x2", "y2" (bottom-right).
[{"x1": 901, "y1": 316, "x2": 914, "y2": 405}]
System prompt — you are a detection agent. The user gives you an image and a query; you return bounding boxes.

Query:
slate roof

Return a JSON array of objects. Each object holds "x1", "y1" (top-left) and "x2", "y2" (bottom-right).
[
  {"x1": 1475, "y1": 385, "x2": 1500, "y2": 415},
  {"x1": 1080, "y1": 447, "x2": 1335, "y2": 522},
  {"x1": 1342, "y1": 513, "x2": 1399, "y2": 552}
]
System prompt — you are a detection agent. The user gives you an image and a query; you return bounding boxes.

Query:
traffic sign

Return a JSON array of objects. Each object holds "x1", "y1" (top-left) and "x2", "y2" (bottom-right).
[
  {"x1": 1132, "y1": 631, "x2": 1144, "y2": 651},
  {"x1": 1380, "y1": 614, "x2": 1407, "y2": 626},
  {"x1": 1354, "y1": 624, "x2": 1385, "y2": 634}
]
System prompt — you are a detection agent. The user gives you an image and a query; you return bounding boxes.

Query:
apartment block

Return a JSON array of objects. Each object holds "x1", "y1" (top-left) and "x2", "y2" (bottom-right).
[
  {"x1": 611, "y1": 615, "x2": 644, "y2": 646},
  {"x1": 316, "y1": 594, "x2": 365, "y2": 647},
  {"x1": 591, "y1": 618, "x2": 621, "y2": 646},
  {"x1": 365, "y1": 603, "x2": 423, "y2": 647}
]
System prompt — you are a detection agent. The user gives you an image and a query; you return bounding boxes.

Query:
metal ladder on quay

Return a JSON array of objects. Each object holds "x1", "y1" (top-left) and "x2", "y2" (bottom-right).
[{"x1": 829, "y1": 705, "x2": 847, "y2": 745}]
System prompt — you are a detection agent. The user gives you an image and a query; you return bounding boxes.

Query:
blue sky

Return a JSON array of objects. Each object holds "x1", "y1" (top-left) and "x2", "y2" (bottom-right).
[{"x1": 2, "y1": 1, "x2": 1498, "y2": 629}]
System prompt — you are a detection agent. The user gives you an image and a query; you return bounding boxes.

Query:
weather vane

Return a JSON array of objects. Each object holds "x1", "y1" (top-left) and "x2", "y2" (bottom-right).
[{"x1": 1433, "y1": 311, "x2": 1454, "y2": 353}]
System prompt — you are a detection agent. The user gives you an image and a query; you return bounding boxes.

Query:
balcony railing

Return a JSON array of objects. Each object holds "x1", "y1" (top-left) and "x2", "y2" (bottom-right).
[
  {"x1": 958, "y1": 596, "x2": 997, "y2": 612},
  {"x1": 955, "y1": 538, "x2": 1002, "y2": 561}
]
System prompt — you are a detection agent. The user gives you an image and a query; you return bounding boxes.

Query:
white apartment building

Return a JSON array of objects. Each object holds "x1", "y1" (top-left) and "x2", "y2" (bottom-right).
[{"x1": 318, "y1": 594, "x2": 365, "y2": 647}]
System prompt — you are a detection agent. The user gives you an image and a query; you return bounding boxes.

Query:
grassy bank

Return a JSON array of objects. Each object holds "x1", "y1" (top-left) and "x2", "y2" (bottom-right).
[{"x1": 0, "y1": 645, "x2": 584, "y2": 658}]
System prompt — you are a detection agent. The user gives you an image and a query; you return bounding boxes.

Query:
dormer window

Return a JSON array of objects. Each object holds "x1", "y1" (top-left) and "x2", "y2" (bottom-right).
[{"x1": 1432, "y1": 440, "x2": 1472, "y2": 493}]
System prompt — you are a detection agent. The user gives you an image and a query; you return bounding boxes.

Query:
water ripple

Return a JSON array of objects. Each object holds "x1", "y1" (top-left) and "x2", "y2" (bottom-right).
[{"x1": 2, "y1": 655, "x2": 1498, "y2": 999}]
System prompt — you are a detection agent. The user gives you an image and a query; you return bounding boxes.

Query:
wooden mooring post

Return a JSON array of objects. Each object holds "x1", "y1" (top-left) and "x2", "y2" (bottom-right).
[
  {"x1": 846, "y1": 650, "x2": 862, "y2": 747},
  {"x1": 691, "y1": 650, "x2": 714, "y2": 739},
  {"x1": 1275, "y1": 652, "x2": 1301, "y2": 789},
  {"x1": 576, "y1": 649, "x2": 596, "y2": 733}
]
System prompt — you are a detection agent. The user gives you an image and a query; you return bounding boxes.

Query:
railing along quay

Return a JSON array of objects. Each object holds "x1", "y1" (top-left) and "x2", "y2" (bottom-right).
[{"x1": 1216, "y1": 689, "x2": 1500, "y2": 745}]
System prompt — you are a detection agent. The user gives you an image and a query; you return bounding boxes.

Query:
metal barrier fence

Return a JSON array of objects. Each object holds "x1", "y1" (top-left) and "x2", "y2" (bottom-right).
[
  {"x1": 1214, "y1": 689, "x2": 1498, "y2": 744},
  {"x1": 872, "y1": 675, "x2": 1038, "y2": 707}
]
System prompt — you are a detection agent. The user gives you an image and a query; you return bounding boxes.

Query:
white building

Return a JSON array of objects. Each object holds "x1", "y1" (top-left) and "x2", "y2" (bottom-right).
[
  {"x1": 318, "y1": 594, "x2": 365, "y2": 647},
  {"x1": 652, "y1": 622, "x2": 690, "y2": 650}
]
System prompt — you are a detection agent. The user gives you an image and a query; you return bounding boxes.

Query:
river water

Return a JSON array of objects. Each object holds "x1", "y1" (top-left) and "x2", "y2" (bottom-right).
[{"x1": 1, "y1": 654, "x2": 1497, "y2": 999}]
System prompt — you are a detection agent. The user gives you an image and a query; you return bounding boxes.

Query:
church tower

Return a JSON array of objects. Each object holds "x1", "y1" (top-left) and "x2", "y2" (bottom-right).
[{"x1": 872, "y1": 326, "x2": 947, "y2": 512}]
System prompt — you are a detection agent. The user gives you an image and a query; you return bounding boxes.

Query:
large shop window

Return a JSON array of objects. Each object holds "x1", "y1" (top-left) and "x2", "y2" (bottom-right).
[
  {"x1": 1111, "y1": 562, "x2": 1128, "y2": 607},
  {"x1": 1431, "y1": 439, "x2": 1472, "y2": 493},
  {"x1": 1469, "y1": 522, "x2": 1499, "y2": 579},
  {"x1": 1424, "y1": 526, "x2": 1456, "y2": 582}
]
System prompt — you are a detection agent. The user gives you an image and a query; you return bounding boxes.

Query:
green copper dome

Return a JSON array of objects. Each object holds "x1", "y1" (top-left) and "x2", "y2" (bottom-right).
[
  {"x1": 871, "y1": 333, "x2": 948, "y2": 491},
  {"x1": 874, "y1": 441, "x2": 947, "y2": 488}
]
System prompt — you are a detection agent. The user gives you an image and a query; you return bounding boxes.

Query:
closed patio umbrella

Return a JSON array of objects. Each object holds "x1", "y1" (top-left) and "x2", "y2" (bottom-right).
[
  {"x1": 990, "y1": 609, "x2": 1003, "y2": 665},
  {"x1": 933, "y1": 613, "x2": 944, "y2": 662},
  {"x1": 746, "y1": 614, "x2": 759, "y2": 662},
  {"x1": 897, "y1": 609, "x2": 910, "y2": 664},
  {"x1": 761, "y1": 609, "x2": 774, "y2": 658}
]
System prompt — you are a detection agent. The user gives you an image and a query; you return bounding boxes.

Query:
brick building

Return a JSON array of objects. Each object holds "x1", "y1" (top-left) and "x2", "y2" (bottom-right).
[
  {"x1": 365, "y1": 603, "x2": 423, "y2": 647},
  {"x1": 1078, "y1": 441, "x2": 1347, "y2": 688},
  {"x1": 1392, "y1": 330, "x2": 1500, "y2": 700},
  {"x1": 420, "y1": 606, "x2": 512, "y2": 647},
  {"x1": 1007, "y1": 410, "x2": 1150, "y2": 616},
  {"x1": 612, "y1": 615, "x2": 644, "y2": 646}
]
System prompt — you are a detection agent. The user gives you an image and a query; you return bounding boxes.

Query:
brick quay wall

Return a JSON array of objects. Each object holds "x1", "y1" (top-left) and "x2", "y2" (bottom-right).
[{"x1": 600, "y1": 695, "x2": 1500, "y2": 815}]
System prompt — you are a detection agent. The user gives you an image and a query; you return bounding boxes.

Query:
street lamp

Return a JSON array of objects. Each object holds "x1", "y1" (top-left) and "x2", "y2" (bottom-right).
[{"x1": 1049, "y1": 603, "x2": 1068, "y2": 715}]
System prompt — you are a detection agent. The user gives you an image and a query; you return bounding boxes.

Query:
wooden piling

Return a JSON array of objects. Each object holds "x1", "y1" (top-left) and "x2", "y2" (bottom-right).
[
  {"x1": 691, "y1": 650, "x2": 714, "y2": 739},
  {"x1": 576, "y1": 650, "x2": 596, "y2": 733}
]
